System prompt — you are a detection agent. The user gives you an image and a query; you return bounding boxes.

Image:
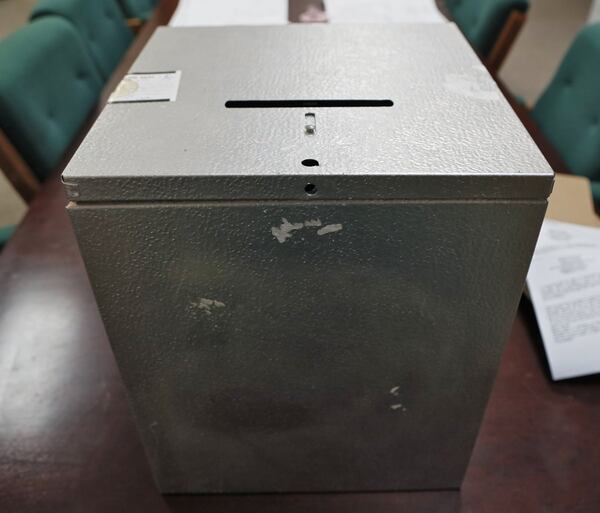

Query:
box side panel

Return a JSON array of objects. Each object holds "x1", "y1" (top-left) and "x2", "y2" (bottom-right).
[{"x1": 69, "y1": 199, "x2": 546, "y2": 493}]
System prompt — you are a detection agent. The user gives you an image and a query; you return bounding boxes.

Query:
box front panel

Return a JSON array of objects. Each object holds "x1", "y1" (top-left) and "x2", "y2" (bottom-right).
[{"x1": 70, "y1": 200, "x2": 545, "y2": 492}]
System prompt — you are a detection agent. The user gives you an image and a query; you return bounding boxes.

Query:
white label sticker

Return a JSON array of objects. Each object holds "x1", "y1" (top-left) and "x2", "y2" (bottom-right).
[{"x1": 108, "y1": 71, "x2": 181, "y2": 103}]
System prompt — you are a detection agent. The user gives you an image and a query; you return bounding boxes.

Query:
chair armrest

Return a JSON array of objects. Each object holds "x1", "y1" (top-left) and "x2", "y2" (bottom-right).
[
  {"x1": 486, "y1": 9, "x2": 527, "y2": 74},
  {"x1": 126, "y1": 17, "x2": 144, "y2": 34},
  {"x1": 0, "y1": 128, "x2": 40, "y2": 204}
]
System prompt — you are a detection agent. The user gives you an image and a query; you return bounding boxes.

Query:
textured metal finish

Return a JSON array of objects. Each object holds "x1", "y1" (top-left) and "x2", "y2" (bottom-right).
[
  {"x1": 65, "y1": 25, "x2": 552, "y2": 493},
  {"x1": 62, "y1": 24, "x2": 553, "y2": 201},
  {"x1": 70, "y1": 199, "x2": 546, "y2": 492}
]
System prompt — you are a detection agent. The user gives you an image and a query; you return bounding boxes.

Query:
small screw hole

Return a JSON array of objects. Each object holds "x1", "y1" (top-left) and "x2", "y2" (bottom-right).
[
  {"x1": 305, "y1": 183, "x2": 317, "y2": 195},
  {"x1": 302, "y1": 159, "x2": 319, "y2": 167}
]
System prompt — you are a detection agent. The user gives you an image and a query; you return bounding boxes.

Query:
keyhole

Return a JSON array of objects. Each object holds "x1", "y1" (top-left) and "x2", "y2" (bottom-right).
[{"x1": 304, "y1": 183, "x2": 317, "y2": 195}]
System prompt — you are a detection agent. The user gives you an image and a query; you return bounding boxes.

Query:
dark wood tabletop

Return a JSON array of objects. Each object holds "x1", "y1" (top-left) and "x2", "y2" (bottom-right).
[{"x1": 1, "y1": 3, "x2": 599, "y2": 513}]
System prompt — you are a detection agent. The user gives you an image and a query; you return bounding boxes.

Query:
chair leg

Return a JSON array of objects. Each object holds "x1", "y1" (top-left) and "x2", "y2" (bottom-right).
[
  {"x1": 0, "y1": 128, "x2": 40, "y2": 204},
  {"x1": 486, "y1": 10, "x2": 527, "y2": 75}
]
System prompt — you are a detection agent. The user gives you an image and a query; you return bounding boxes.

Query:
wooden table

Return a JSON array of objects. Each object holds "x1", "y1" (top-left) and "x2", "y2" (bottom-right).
[{"x1": 1, "y1": 3, "x2": 599, "y2": 512}]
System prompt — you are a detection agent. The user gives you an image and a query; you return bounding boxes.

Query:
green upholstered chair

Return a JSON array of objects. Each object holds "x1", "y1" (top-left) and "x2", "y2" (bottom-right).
[
  {"x1": 30, "y1": 0, "x2": 134, "y2": 80},
  {"x1": 445, "y1": 0, "x2": 529, "y2": 72},
  {"x1": 117, "y1": 0, "x2": 158, "y2": 22},
  {"x1": 0, "y1": 225, "x2": 16, "y2": 251},
  {"x1": 0, "y1": 17, "x2": 103, "y2": 182},
  {"x1": 532, "y1": 23, "x2": 600, "y2": 202}
]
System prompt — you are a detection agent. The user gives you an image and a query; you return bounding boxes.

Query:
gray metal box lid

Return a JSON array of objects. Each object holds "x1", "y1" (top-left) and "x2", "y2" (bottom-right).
[{"x1": 63, "y1": 24, "x2": 554, "y2": 202}]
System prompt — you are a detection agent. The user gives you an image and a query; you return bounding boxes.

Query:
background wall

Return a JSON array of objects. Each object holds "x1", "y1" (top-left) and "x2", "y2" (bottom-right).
[
  {"x1": 589, "y1": 0, "x2": 600, "y2": 21},
  {"x1": 499, "y1": 0, "x2": 592, "y2": 106},
  {"x1": 0, "y1": 0, "x2": 36, "y2": 38}
]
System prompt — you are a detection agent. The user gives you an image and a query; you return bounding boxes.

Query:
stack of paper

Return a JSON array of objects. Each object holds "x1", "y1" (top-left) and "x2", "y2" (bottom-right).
[
  {"x1": 527, "y1": 219, "x2": 600, "y2": 380},
  {"x1": 169, "y1": 0, "x2": 287, "y2": 27},
  {"x1": 326, "y1": 0, "x2": 446, "y2": 24}
]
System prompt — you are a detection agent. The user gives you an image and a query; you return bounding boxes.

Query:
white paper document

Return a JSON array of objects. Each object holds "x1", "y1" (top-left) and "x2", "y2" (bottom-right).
[
  {"x1": 527, "y1": 220, "x2": 600, "y2": 380},
  {"x1": 169, "y1": 0, "x2": 287, "y2": 27},
  {"x1": 108, "y1": 71, "x2": 182, "y2": 103},
  {"x1": 326, "y1": 0, "x2": 446, "y2": 24}
]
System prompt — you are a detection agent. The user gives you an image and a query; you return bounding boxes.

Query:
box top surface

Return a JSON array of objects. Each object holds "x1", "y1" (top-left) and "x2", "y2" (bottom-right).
[{"x1": 63, "y1": 24, "x2": 553, "y2": 202}]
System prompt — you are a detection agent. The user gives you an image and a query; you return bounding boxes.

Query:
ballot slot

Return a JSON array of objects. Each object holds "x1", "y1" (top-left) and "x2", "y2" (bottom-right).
[{"x1": 224, "y1": 99, "x2": 394, "y2": 108}]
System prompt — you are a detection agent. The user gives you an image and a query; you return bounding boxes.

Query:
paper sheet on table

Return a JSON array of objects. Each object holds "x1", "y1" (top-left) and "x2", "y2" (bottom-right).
[
  {"x1": 326, "y1": 0, "x2": 446, "y2": 23},
  {"x1": 169, "y1": 0, "x2": 287, "y2": 27},
  {"x1": 527, "y1": 220, "x2": 600, "y2": 380}
]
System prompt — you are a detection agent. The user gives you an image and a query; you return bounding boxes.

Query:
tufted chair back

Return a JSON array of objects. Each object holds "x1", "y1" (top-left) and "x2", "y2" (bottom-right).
[
  {"x1": 0, "y1": 17, "x2": 103, "y2": 180},
  {"x1": 30, "y1": 0, "x2": 134, "y2": 80},
  {"x1": 446, "y1": 0, "x2": 529, "y2": 56},
  {"x1": 533, "y1": 23, "x2": 600, "y2": 200},
  {"x1": 117, "y1": 0, "x2": 158, "y2": 20}
]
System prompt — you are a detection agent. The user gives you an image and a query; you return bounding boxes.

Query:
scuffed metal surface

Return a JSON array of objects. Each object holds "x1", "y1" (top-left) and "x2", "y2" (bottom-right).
[
  {"x1": 70, "y1": 200, "x2": 546, "y2": 492},
  {"x1": 63, "y1": 24, "x2": 553, "y2": 202}
]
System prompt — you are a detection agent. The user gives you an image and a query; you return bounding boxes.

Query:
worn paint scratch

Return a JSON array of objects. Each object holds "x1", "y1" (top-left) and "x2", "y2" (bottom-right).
[
  {"x1": 303, "y1": 219, "x2": 322, "y2": 227},
  {"x1": 317, "y1": 223, "x2": 343, "y2": 236},
  {"x1": 271, "y1": 218, "x2": 304, "y2": 243},
  {"x1": 390, "y1": 403, "x2": 407, "y2": 412},
  {"x1": 271, "y1": 218, "x2": 342, "y2": 242},
  {"x1": 191, "y1": 298, "x2": 226, "y2": 315},
  {"x1": 390, "y1": 386, "x2": 400, "y2": 396}
]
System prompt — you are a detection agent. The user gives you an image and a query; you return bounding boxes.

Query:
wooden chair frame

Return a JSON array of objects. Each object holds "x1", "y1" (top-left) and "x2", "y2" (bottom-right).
[
  {"x1": 126, "y1": 17, "x2": 145, "y2": 33},
  {"x1": 485, "y1": 9, "x2": 527, "y2": 75},
  {"x1": 0, "y1": 128, "x2": 40, "y2": 204}
]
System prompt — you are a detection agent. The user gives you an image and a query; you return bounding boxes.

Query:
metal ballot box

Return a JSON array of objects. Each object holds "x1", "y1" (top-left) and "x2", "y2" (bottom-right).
[{"x1": 64, "y1": 24, "x2": 553, "y2": 493}]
